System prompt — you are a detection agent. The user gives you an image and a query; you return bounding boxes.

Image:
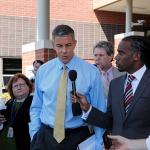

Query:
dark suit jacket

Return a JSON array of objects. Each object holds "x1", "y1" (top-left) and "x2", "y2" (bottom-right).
[
  {"x1": 0, "y1": 95, "x2": 33, "y2": 150},
  {"x1": 87, "y1": 69, "x2": 150, "y2": 139}
]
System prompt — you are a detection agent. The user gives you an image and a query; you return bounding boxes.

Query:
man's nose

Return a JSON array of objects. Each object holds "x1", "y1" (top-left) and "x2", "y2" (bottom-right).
[{"x1": 62, "y1": 46, "x2": 67, "y2": 53}]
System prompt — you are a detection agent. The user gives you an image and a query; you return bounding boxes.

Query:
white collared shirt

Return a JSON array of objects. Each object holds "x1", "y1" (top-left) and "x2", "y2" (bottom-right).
[
  {"x1": 125, "y1": 65, "x2": 146, "y2": 95},
  {"x1": 146, "y1": 136, "x2": 150, "y2": 150}
]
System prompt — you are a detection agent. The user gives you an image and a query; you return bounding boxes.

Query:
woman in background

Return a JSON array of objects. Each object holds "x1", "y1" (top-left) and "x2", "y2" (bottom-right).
[{"x1": 0, "y1": 73, "x2": 33, "y2": 150}]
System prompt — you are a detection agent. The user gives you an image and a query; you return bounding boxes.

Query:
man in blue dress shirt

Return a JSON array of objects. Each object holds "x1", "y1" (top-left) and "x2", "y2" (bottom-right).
[{"x1": 29, "y1": 24, "x2": 106, "y2": 150}]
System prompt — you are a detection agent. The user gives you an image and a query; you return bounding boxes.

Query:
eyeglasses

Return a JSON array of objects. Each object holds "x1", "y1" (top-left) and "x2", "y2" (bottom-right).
[{"x1": 12, "y1": 83, "x2": 26, "y2": 89}]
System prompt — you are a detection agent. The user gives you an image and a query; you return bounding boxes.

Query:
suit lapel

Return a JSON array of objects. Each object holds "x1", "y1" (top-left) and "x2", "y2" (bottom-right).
[
  {"x1": 124, "y1": 69, "x2": 150, "y2": 121},
  {"x1": 118, "y1": 75, "x2": 127, "y2": 118}
]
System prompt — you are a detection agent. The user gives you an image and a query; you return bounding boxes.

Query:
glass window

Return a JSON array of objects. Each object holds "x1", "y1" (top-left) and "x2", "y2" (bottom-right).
[{"x1": 2, "y1": 58, "x2": 22, "y2": 89}]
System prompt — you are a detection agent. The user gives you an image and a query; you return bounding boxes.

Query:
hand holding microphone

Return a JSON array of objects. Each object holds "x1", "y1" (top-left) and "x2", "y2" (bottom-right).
[
  {"x1": 69, "y1": 70, "x2": 82, "y2": 116},
  {"x1": 70, "y1": 92, "x2": 90, "y2": 112}
]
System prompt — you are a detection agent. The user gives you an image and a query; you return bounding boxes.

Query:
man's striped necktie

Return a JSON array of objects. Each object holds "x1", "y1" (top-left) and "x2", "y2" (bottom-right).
[{"x1": 124, "y1": 74, "x2": 135, "y2": 113}]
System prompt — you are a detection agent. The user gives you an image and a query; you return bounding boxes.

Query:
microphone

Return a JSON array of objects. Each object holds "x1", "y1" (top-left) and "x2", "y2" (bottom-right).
[
  {"x1": 69, "y1": 70, "x2": 82, "y2": 116},
  {"x1": 69, "y1": 70, "x2": 77, "y2": 96}
]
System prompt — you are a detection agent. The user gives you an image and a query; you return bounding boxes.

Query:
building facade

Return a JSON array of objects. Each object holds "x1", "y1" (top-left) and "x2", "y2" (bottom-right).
[{"x1": 0, "y1": 0, "x2": 150, "y2": 93}]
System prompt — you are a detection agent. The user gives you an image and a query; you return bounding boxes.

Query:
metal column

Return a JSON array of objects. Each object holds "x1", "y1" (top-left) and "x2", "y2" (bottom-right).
[
  {"x1": 126, "y1": 0, "x2": 132, "y2": 33},
  {"x1": 37, "y1": 0, "x2": 49, "y2": 41}
]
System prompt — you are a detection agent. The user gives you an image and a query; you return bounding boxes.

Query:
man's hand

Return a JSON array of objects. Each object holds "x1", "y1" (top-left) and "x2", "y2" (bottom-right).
[
  {"x1": 107, "y1": 135, "x2": 129, "y2": 150},
  {"x1": 107, "y1": 135, "x2": 147, "y2": 150},
  {"x1": 70, "y1": 92, "x2": 90, "y2": 112}
]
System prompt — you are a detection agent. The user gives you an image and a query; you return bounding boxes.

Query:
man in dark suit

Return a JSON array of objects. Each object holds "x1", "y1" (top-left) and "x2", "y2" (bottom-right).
[{"x1": 71, "y1": 36, "x2": 150, "y2": 140}]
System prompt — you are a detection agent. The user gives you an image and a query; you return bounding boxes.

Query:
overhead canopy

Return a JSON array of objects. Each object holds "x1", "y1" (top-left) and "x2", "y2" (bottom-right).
[{"x1": 93, "y1": 0, "x2": 150, "y2": 15}]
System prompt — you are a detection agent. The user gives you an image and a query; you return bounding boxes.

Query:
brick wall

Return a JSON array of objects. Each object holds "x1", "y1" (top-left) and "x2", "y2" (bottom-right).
[
  {"x1": 50, "y1": 0, "x2": 98, "y2": 22},
  {"x1": 22, "y1": 48, "x2": 56, "y2": 75},
  {"x1": 0, "y1": 0, "x2": 36, "y2": 17},
  {"x1": 0, "y1": 0, "x2": 150, "y2": 60},
  {"x1": 0, "y1": 15, "x2": 36, "y2": 57},
  {"x1": 0, "y1": 15, "x2": 125, "y2": 59}
]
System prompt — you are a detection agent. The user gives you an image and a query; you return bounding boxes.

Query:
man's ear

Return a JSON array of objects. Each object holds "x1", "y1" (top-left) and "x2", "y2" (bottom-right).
[
  {"x1": 52, "y1": 41, "x2": 54, "y2": 47},
  {"x1": 73, "y1": 40, "x2": 77, "y2": 49},
  {"x1": 74, "y1": 40, "x2": 77, "y2": 45},
  {"x1": 133, "y1": 51, "x2": 141, "y2": 61}
]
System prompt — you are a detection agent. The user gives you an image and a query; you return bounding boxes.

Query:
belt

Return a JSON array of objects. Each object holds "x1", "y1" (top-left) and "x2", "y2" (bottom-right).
[{"x1": 42, "y1": 123, "x2": 89, "y2": 134}]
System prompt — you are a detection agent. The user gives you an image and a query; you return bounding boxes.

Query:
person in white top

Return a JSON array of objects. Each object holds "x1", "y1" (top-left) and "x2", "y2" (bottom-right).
[{"x1": 0, "y1": 98, "x2": 6, "y2": 130}]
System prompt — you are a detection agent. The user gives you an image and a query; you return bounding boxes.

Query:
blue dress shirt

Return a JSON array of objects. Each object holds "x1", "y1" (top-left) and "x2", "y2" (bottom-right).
[{"x1": 29, "y1": 56, "x2": 106, "y2": 150}]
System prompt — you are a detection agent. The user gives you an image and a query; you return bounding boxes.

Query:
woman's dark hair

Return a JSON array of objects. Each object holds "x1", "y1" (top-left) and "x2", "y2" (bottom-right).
[
  {"x1": 7, "y1": 73, "x2": 33, "y2": 99},
  {"x1": 33, "y1": 60, "x2": 44, "y2": 66}
]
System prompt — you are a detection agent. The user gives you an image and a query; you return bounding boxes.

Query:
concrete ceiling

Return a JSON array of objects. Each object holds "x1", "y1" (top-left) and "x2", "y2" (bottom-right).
[{"x1": 94, "y1": 0, "x2": 150, "y2": 15}]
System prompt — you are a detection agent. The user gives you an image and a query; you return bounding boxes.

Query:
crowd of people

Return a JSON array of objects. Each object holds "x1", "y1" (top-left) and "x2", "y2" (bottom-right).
[{"x1": 0, "y1": 24, "x2": 150, "y2": 150}]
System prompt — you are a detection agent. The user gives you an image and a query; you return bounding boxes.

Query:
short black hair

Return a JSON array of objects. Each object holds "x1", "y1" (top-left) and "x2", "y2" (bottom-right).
[
  {"x1": 122, "y1": 35, "x2": 150, "y2": 68},
  {"x1": 33, "y1": 60, "x2": 44, "y2": 66},
  {"x1": 52, "y1": 25, "x2": 75, "y2": 40}
]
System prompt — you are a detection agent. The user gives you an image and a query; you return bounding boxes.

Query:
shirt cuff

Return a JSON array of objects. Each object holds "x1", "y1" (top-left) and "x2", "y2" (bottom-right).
[
  {"x1": 0, "y1": 124, "x2": 3, "y2": 130},
  {"x1": 146, "y1": 136, "x2": 150, "y2": 150},
  {"x1": 81, "y1": 105, "x2": 92, "y2": 120}
]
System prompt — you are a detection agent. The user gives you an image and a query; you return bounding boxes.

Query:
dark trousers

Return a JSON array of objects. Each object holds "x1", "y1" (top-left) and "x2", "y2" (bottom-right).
[{"x1": 30, "y1": 124, "x2": 91, "y2": 150}]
